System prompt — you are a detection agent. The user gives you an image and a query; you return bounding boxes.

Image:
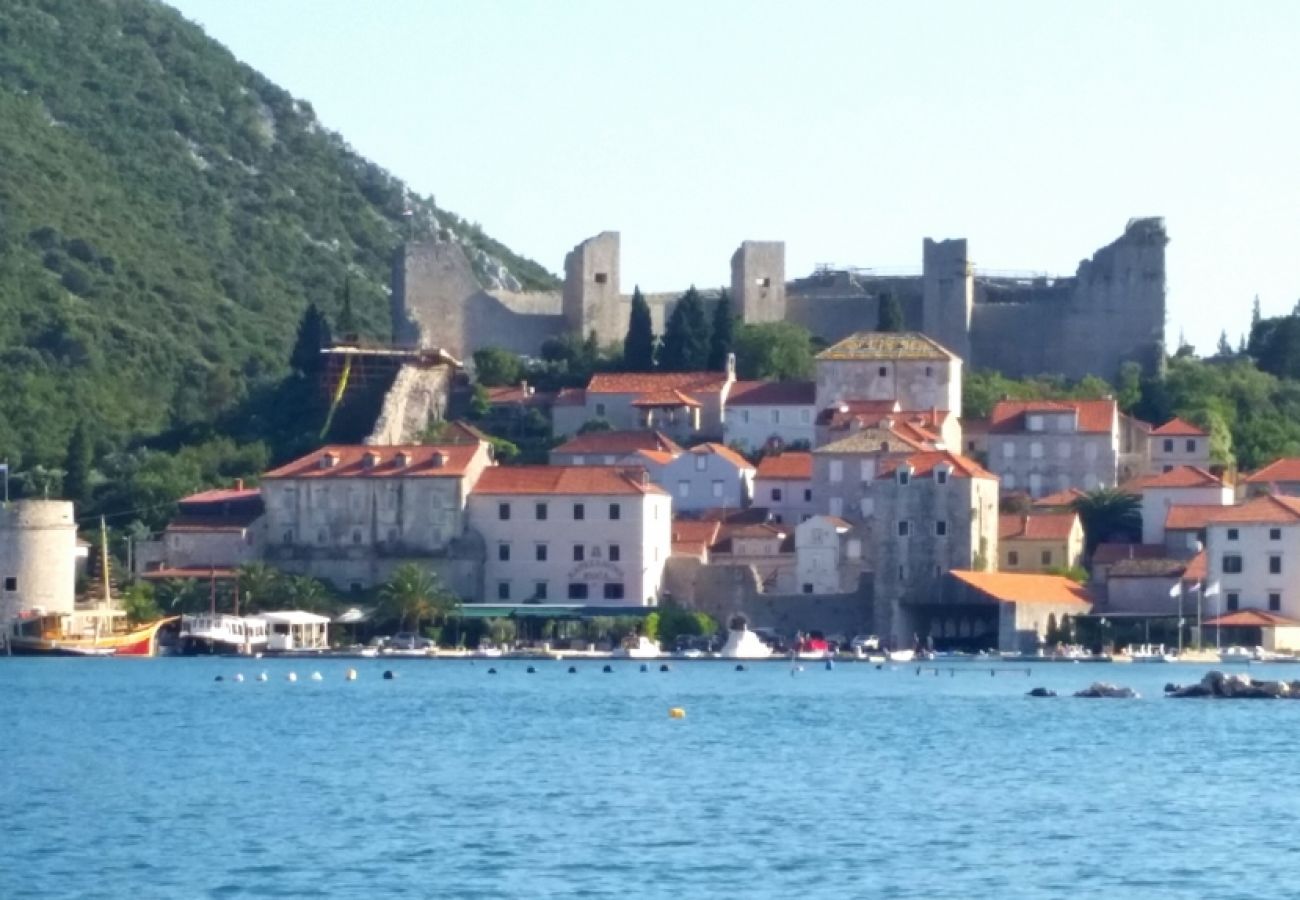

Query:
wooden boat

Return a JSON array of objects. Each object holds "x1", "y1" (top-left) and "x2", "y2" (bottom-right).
[{"x1": 7, "y1": 612, "x2": 177, "y2": 656}]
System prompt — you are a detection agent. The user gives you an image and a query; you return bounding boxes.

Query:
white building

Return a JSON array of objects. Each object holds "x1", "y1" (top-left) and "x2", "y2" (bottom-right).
[
  {"x1": 753, "y1": 451, "x2": 815, "y2": 525},
  {"x1": 1204, "y1": 494, "x2": 1300, "y2": 631},
  {"x1": 468, "y1": 466, "x2": 672, "y2": 607},
  {"x1": 1149, "y1": 417, "x2": 1212, "y2": 473},
  {"x1": 795, "y1": 515, "x2": 863, "y2": 594},
  {"x1": 658, "y1": 443, "x2": 755, "y2": 513},
  {"x1": 723, "y1": 381, "x2": 816, "y2": 452},
  {"x1": 986, "y1": 399, "x2": 1120, "y2": 497},
  {"x1": 1127, "y1": 465, "x2": 1235, "y2": 545}
]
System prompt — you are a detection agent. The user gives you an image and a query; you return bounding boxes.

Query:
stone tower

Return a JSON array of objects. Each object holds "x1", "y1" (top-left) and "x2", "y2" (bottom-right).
[
  {"x1": 732, "y1": 240, "x2": 787, "y2": 323},
  {"x1": 0, "y1": 500, "x2": 76, "y2": 620},
  {"x1": 921, "y1": 238, "x2": 974, "y2": 364},
  {"x1": 562, "y1": 232, "x2": 622, "y2": 344}
]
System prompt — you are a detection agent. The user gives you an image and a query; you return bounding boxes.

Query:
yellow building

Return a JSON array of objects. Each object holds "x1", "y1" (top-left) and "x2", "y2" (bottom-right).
[{"x1": 999, "y1": 511, "x2": 1084, "y2": 573}]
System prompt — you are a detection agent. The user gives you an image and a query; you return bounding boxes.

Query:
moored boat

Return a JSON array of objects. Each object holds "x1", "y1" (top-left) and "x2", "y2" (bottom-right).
[
  {"x1": 7, "y1": 611, "x2": 177, "y2": 657},
  {"x1": 612, "y1": 635, "x2": 662, "y2": 659},
  {"x1": 177, "y1": 613, "x2": 268, "y2": 655},
  {"x1": 719, "y1": 627, "x2": 773, "y2": 660}
]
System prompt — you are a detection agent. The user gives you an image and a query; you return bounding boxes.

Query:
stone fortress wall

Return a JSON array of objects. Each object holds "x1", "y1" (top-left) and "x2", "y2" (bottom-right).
[{"x1": 392, "y1": 218, "x2": 1168, "y2": 381}]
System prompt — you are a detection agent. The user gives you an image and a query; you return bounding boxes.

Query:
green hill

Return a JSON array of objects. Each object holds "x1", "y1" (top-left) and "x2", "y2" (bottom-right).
[{"x1": 0, "y1": 0, "x2": 556, "y2": 470}]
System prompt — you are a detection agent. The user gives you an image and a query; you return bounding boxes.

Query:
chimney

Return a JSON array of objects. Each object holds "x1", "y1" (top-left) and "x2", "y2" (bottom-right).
[{"x1": 235, "y1": 478, "x2": 244, "y2": 491}]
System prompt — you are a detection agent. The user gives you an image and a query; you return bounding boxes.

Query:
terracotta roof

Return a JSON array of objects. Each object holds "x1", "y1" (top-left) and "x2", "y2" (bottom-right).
[
  {"x1": 817, "y1": 402, "x2": 948, "y2": 434},
  {"x1": 1108, "y1": 558, "x2": 1186, "y2": 578},
  {"x1": 948, "y1": 570, "x2": 1093, "y2": 607},
  {"x1": 553, "y1": 387, "x2": 586, "y2": 407},
  {"x1": 1122, "y1": 465, "x2": 1225, "y2": 492},
  {"x1": 552, "y1": 430, "x2": 683, "y2": 457},
  {"x1": 486, "y1": 385, "x2": 555, "y2": 407},
  {"x1": 988, "y1": 399, "x2": 1116, "y2": 435},
  {"x1": 625, "y1": 449, "x2": 677, "y2": 467},
  {"x1": 727, "y1": 381, "x2": 816, "y2": 406},
  {"x1": 1033, "y1": 488, "x2": 1087, "y2": 508},
  {"x1": 817, "y1": 426, "x2": 932, "y2": 455},
  {"x1": 1206, "y1": 494, "x2": 1300, "y2": 525},
  {"x1": 755, "y1": 452, "x2": 813, "y2": 480},
  {"x1": 815, "y1": 331, "x2": 956, "y2": 361},
  {"x1": 1203, "y1": 609, "x2": 1300, "y2": 628},
  {"x1": 1091, "y1": 543, "x2": 1167, "y2": 565},
  {"x1": 670, "y1": 519, "x2": 722, "y2": 557},
  {"x1": 587, "y1": 371, "x2": 729, "y2": 395},
  {"x1": 1245, "y1": 458, "x2": 1300, "y2": 484},
  {"x1": 263, "y1": 443, "x2": 486, "y2": 480},
  {"x1": 999, "y1": 512, "x2": 1079, "y2": 542},
  {"x1": 1181, "y1": 550, "x2": 1207, "y2": 582},
  {"x1": 472, "y1": 466, "x2": 667, "y2": 496},
  {"x1": 631, "y1": 388, "x2": 703, "y2": 408},
  {"x1": 1165, "y1": 504, "x2": 1232, "y2": 531},
  {"x1": 687, "y1": 443, "x2": 755, "y2": 471},
  {"x1": 1152, "y1": 417, "x2": 1207, "y2": 437},
  {"x1": 727, "y1": 522, "x2": 789, "y2": 540},
  {"x1": 180, "y1": 487, "x2": 261, "y2": 504},
  {"x1": 876, "y1": 450, "x2": 995, "y2": 481}
]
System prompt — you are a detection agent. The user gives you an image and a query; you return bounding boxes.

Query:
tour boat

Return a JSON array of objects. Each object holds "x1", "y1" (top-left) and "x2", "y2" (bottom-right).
[
  {"x1": 1126, "y1": 643, "x2": 1177, "y2": 663},
  {"x1": 7, "y1": 610, "x2": 177, "y2": 657},
  {"x1": 719, "y1": 627, "x2": 773, "y2": 660},
  {"x1": 612, "y1": 635, "x2": 662, "y2": 659},
  {"x1": 177, "y1": 613, "x2": 268, "y2": 655}
]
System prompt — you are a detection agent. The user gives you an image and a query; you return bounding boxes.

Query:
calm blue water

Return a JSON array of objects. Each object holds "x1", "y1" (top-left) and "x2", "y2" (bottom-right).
[{"x1": 2, "y1": 657, "x2": 1297, "y2": 899}]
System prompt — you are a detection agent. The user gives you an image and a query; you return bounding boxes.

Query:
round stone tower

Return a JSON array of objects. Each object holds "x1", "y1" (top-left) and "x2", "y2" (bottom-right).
[{"x1": 0, "y1": 500, "x2": 77, "y2": 619}]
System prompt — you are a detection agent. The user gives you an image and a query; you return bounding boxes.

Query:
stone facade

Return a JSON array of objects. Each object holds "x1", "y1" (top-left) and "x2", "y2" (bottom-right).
[
  {"x1": 0, "y1": 500, "x2": 77, "y2": 618},
  {"x1": 986, "y1": 400, "x2": 1120, "y2": 496},
  {"x1": 657, "y1": 444, "x2": 754, "y2": 514}
]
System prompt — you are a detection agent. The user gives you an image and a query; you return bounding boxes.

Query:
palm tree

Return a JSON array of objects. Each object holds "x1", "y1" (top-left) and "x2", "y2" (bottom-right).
[
  {"x1": 283, "y1": 575, "x2": 334, "y2": 614},
  {"x1": 156, "y1": 577, "x2": 204, "y2": 613},
  {"x1": 1072, "y1": 488, "x2": 1142, "y2": 559},
  {"x1": 380, "y1": 563, "x2": 459, "y2": 635},
  {"x1": 237, "y1": 562, "x2": 283, "y2": 614}
]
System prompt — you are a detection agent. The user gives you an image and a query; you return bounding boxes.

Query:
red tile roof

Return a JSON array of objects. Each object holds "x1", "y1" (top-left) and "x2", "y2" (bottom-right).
[
  {"x1": 1033, "y1": 487, "x2": 1087, "y2": 508},
  {"x1": 988, "y1": 399, "x2": 1116, "y2": 435},
  {"x1": 180, "y1": 487, "x2": 261, "y2": 504},
  {"x1": 1203, "y1": 609, "x2": 1300, "y2": 628},
  {"x1": 1245, "y1": 458, "x2": 1300, "y2": 484},
  {"x1": 876, "y1": 450, "x2": 995, "y2": 481},
  {"x1": 948, "y1": 570, "x2": 1093, "y2": 607},
  {"x1": 263, "y1": 444, "x2": 486, "y2": 480},
  {"x1": 1122, "y1": 465, "x2": 1225, "y2": 492},
  {"x1": 553, "y1": 387, "x2": 586, "y2": 407},
  {"x1": 999, "y1": 512, "x2": 1080, "y2": 542},
  {"x1": 587, "y1": 372, "x2": 729, "y2": 395},
  {"x1": 1206, "y1": 494, "x2": 1300, "y2": 525},
  {"x1": 1091, "y1": 543, "x2": 1167, "y2": 565},
  {"x1": 486, "y1": 385, "x2": 555, "y2": 407},
  {"x1": 626, "y1": 449, "x2": 677, "y2": 467},
  {"x1": 688, "y1": 443, "x2": 755, "y2": 470},
  {"x1": 552, "y1": 430, "x2": 683, "y2": 457},
  {"x1": 670, "y1": 519, "x2": 722, "y2": 557},
  {"x1": 472, "y1": 466, "x2": 668, "y2": 496},
  {"x1": 1181, "y1": 550, "x2": 1207, "y2": 582},
  {"x1": 1165, "y1": 504, "x2": 1232, "y2": 531},
  {"x1": 727, "y1": 381, "x2": 816, "y2": 405},
  {"x1": 1152, "y1": 417, "x2": 1207, "y2": 437},
  {"x1": 755, "y1": 452, "x2": 813, "y2": 480},
  {"x1": 630, "y1": 388, "x2": 702, "y2": 408}
]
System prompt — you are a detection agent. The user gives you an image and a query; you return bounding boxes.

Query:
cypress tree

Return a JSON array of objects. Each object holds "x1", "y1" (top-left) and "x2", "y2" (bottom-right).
[
  {"x1": 1216, "y1": 330, "x2": 1233, "y2": 357},
  {"x1": 290, "y1": 303, "x2": 332, "y2": 376},
  {"x1": 63, "y1": 420, "x2": 93, "y2": 505},
  {"x1": 707, "y1": 291, "x2": 734, "y2": 371},
  {"x1": 877, "y1": 293, "x2": 904, "y2": 332},
  {"x1": 336, "y1": 280, "x2": 359, "y2": 339},
  {"x1": 623, "y1": 286, "x2": 656, "y2": 371},
  {"x1": 660, "y1": 286, "x2": 711, "y2": 372}
]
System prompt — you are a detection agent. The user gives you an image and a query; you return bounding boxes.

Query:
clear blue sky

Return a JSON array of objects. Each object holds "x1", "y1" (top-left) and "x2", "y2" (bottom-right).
[{"x1": 171, "y1": 0, "x2": 1299, "y2": 354}]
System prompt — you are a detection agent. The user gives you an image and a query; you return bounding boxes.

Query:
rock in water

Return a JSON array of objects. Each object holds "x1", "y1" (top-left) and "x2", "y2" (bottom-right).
[
  {"x1": 1074, "y1": 682, "x2": 1138, "y2": 699},
  {"x1": 1027, "y1": 687, "x2": 1057, "y2": 698}
]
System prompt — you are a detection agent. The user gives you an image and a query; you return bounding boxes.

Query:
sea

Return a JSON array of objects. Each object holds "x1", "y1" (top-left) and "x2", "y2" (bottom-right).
[{"x1": 2, "y1": 656, "x2": 1296, "y2": 899}]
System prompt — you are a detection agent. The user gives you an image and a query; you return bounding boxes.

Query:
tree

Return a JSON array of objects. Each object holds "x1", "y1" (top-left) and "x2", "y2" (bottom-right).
[
  {"x1": 336, "y1": 280, "x2": 359, "y2": 339},
  {"x1": 1216, "y1": 330, "x2": 1233, "y2": 357},
  {"x1": 468, "y1": 384, "x2": 491, "y2": 419},
  {"x1": 63, "y1": 421, "x2": 93, "y2": 504},
  {"x1": 656, "y1": 607, "x2": 717, "y2": 648},
  {"x1": 121, "y1": 582, "x2": 163, "y2": 624},
  {"x1": 290, "y1": 303, "x2": 332, "y2": 376},
  {"x1": 623, "y1": 287, "x2": 656, "y2": 371},
  {"x1": 707, "y1": 291, "x2": 734, "y2": 371},
  {"x1": 472, "y1": 347, "x2": 523, "y2": 387},
  {"x1": 733, "y1": 322, "x2": 814, "y2": 380},
  {"x1": 283, "y1": 575, "x2": 333, "y2": 614},
  {"x1": 237, "y1": 562, "x2": 283, "y2": 612},
  {"x1": 379, "y1": 563, "x2": 459, "y2": 635},
  {"x1": 659, "y1": 286, "x2": 711, "y2": 372},
  {"x1": 1072, "y1": 489, "x2": 1142, "y2": 559},
  {"x1": 1252, "y1": 295, "x2": 1263, "y2": 330},
  {"x1": 877, "y1": 293, "x2": 904, "y2": 332}
]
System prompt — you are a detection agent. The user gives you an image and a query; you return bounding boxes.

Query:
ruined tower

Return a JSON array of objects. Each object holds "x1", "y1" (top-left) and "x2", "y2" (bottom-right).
[
  {"x1": 562, "y1": 231, "x2": 623, "y2": 344},
  {"x1": 732, "y1": 240, "x2": 787, "y2": 323},
  {"x1": 921, "y1": 238, "x2": 974, "y2": 365}
]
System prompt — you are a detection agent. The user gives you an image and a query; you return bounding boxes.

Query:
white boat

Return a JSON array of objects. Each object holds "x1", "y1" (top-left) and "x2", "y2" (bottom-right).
[
  {"x1": 474, "y1": 646, "x2": 504, "y2": 658},
  {"x1": 1219, "y1": 645, "x2": 1254, "y2": 664},
  {"x1": 178, "y1": 613, "x2": 268, "y2": 655},
  {"x1": 612, "y1": 636, "x2": 662, "y2": 659},
  {"x1": 888, "y1": 649, "x2": 916, "y2": 663},
  {"x1": 1126, "y1": 643, "x2": 1177, "y2": 663},
  {"x1": 718, "y1": 627, "x2": 773, "y2": 660}
]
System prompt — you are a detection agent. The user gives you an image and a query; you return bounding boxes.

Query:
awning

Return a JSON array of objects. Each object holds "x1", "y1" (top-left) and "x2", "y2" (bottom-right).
[{"x1": 455, "y1": 604, "x2": 654, "y2": 619}]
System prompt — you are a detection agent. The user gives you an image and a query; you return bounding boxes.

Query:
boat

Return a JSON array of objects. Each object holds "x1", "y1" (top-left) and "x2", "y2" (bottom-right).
[
  {"x1": 794, "y1": 635, "x2": 831, "y2": 661},
  {"x1": 1126, "y1": 643, "x2": 1177, "y2": 663},
  {"x1": 718, "y1": 626, "x2": 773, "y2": 660},
  {"x1": 611, "y1": 635, "x2": 662, "y2": 659},
  {"x1": 177, "y1": 613, "x2": 269, "y2": 655},
  {"x1": 888, "y1": 649, "x2": 916, "y2": 663},
  {"x1": 1218, "y1": 645, "x2": 1254, "y2": 664}
]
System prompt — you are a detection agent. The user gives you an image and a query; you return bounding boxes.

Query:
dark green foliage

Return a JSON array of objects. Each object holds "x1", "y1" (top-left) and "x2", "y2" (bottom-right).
[
  {"x1": 962, "y1": 370, "x2": 1114, "y2": 420},
  {"x1": 289, "y1": 303, "x2": 331, "y2": 377},
  {"x1": 1248, "y1": 314, "x2": 1300, "y2": 381},
  {"x1": 877, "y1": 293, "x2": 904, "y2": 332},
  {"x1": 623, "y1": 287, "x2": 655, "y2": 371},
  {"x1": 472, "y1": 347, "x2": 523, "y2": 387},
  {"x1": 335, "y1": 281, "x2": 359, "y2": 340},
  {"x1": 62, "y1": 421, "x2": 93, "y2": 504},
  {"x1": 659, "y1": 287, "x2": 710, "y2": 372},
  {"x1": 1216, "y1": 330, "x2": 1233, "y2": 358},
  {"x1": 1072, "y1": 489, "x2": 1142, "y2": 559},
  {"x1": 707, "y1": 291, "x2": 734, "y2": 371},
  {"x1": 733, "y1": 322, "x2": 814, "y2": 381}
]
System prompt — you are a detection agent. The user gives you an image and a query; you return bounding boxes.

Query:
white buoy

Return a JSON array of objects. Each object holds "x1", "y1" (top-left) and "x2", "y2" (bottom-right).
[
  {"x1": 310, "y1": 671, "x2": 323, "y2": 681},
  {"x1": 233, "y1": 673, "x2": 244, "y2": 683},
  {"x1": 345, "y1": 668, "x2": 358, "y2": 681},
  {"x1": 256, "y1": 672, "x2": 268, "y2": 682},
  {"x1": 286, "y1": 671, "x2": 298, "y2": 682}
]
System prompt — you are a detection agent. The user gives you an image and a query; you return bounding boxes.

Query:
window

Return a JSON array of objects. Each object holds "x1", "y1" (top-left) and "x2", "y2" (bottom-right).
[
  {"x1": 711, "y1": 480, "x2": 724, "y2": 498},
  {"x1": 1041, "y1": 550, "x2": 1052, "y2": 566},
  {"x1": 568, "y1": 583, "x2": 589, "y2": 600},
  {"x1": 317, "y1": 529, "x2": 328, "y2": 545},
  {"x1": 1163, "y1": 439, "x2": 1174, "y2": 453},
  {"x1": 925, "y1": 366, "x2": 933, "y2": 377},
  {"x1": 497, "y1": 581, "x2": 510, "y2": 601},
  {"x1": 804, "y1": 489, "x2": 813, "y2": 502},
  {"x1": 594, "y1": 272, "x2": 608, "y2": 284},
  {"x1": 1008, "y1": 551, "x2": 1020, "y2": 567},
  {"x1": 936, "y1": 469, "x2": 949, "y2": 485},
  {"x1": 609, "y1": 503, "x2": 621, "y2": 520},
  {"x1": 1027, "y1": 415, "x2": 1043, "y2": 432},
  {"x1": 1270, "y1": 592, "x2": 1282, "y2": 611},
  {"x1": 829, "y1": 460, "x2": 843, "y2": 483},
  {"x1": 935, "y1": 520, "x2": 948, "y2": 537},
  {"x1": 498, "y1": 544, "x2": 510, "y2": 562},
  {"x1": 1227, "y1": 528, "x2": 1239, "y2": 541},
  {"x1": 536, "y1": 502, "x2": 548, "y2": 521},
  {"x1": 574, "y1": 503, "x2": 585, "y2": 520},
  {"x1": 829, "y1": 497, "x2": 843, "y2": 517},
  {"x1": 1186, "y1": 439, "x2": 1197, "y2": 453},
  {"x1": 1163, "y1": 465, "x2": 1172, "y2": 473},
  {"x1": 771, "y1": 488, "x2": 783, "y2": 502},
  {"x1": 803, "y1": 583, "x2": 814, "y2": 594},
  {"x1": 1029, "y1": 473, "x2": 1043, "y2": 496},
  {"x1": 1270, "y1": 556, "x2": 1283, "y2": 575},
  {"x1": 1004, "y1": 473, "x2": 1016, "y2": 491},
  {"x1": 757, "y1": 276, "x2": 771, "y2": 287},
  {"x1": 609, "y1": 544, "x2": 621, "y2": 562},
  {"x1": 1226, "y1": 592, "x2": 1239, "y2": 611},
  {"x1": 772, "y1": 409, "x2": 781, "y2": 424},
  {"x1": 498, "y1": 502, "x2": 511, "y2": 521},
  {"x1": 742, "y1": 410, "x2": 750, "y2": 424},
  {"x1": 1271, "y1": 528, "x2": 1283, "y2": 541},
  {"x1": 535, "y1": 581, "x2": 548, "y2": 601},
  {"x1": 572, "y1": 455, "x2": 586, "y2": 465},
  {"x1": 773, "y1": 513, "x2": 784, "y2": 523},
  {"x1": 536, "y1": 544, "x2": 548, "y2": 562},
  {"x1": 573, "y1": 545, "x2": 585, "y2": 562},
  {"x1": 352, "y1": 531, "x2": 363, "y2": 545},
  {"x1": 1222, "y1": 554, "x2": 1243, "y2": 574},
  {"x1": 1058, "y1": 443, "x2": 1071, "y2": 460},
  {"x1": 897, "y1": 521, "x2": 911, "y2": 538},
  {"x1": 860, "y1": 459, "x2": 876, "y2": 481},
  {"x1": 282, "y1": 530, "x2": 294, "y2": 545},
  {"x1": 1030, "y1": 441, "x2": 1043, "y2": 459},
  {"x1": 847, "y1": 539, "x2": 862, "y2": 559},
  {"x1": 595, "y1": 403, "x2": 606, "y2": 417},
  {"x1": 695, "y1": 454, "x2": 707, "y2": 472},
  {"x1": 1002, "y1": 443, "x2": 1015, "y2": 459},
  {"x1": 677, "y1": 481, "x2": 690, "y2": 498},
  {"x1": 2, "y1": 576, "x2": 15, "y2": 592},
  {"x1": 897, "y1": 469, "x2": 910, "y2": 486},
  {"x1": 878, "y1": 366, "x2": 888, "y2": 377},
  {"x1": 603, "y1": 582, "x2": 625, "y2": 600},
  {"x1": 801, "y1": 409, "x2": 811, "y2": 424}
]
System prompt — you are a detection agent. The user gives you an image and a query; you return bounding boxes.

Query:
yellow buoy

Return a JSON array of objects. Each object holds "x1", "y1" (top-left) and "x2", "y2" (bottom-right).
[{"x1": 669, "y1": 707, "x2": 686, "y2": 719}]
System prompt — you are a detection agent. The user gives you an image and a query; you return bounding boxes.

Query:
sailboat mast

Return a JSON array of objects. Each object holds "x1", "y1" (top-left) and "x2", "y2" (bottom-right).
[{"x1": 100, "y1": 516, "x2": 112, "y2": 605}]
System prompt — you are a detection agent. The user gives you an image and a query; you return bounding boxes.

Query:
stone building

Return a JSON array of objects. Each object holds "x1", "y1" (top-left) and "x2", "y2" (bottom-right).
[
  {"x1": 795, "y1": 515, "x2": 866, "y2": 595},
  {"x1": 1125, "y1": 465, "x2": 1235, "y2": 545},
  {"x1": 986, "y1": 399, "x2": 1122, "y2": 497},
  {"x1": 392, "y1": 219, "x2": 1165, "y2": 384},
  {"x1": 135, "y1": 484, "x2": 263, "y2": 579},
  {"x1": 550, "y1": 365, "x2": 735, "y2": 442},
  {"x1": 812, "y1": 421, "x2": 943, "y2": 521},
  {"x1": 0, "y1": 500, "x2": 77, "y2": 620},
  {"x1": 258, "y1": 442, "x2": 493, "y2": 593},
  {"x1": 656, "y1": 444, "x2": 754, "y2": 514},
  {"x1": 934, "y1": 571, "x2": 1093, "y2": 653},
  {"x1": 1149, "y1": 417, "x2": 1212, "y2": 473},
  {"x1": 467, "y1": 466, "x2": 672, "y2": 607},
  {"x1": 722, "y1": 381, "x2": 817, "y2": 452},
  {"x1": 1243, "y1": 459, "x2": 1300, "y2": 497},
  {"x1": 753, "y1": 452, "x2": 816, "y2": 525}
]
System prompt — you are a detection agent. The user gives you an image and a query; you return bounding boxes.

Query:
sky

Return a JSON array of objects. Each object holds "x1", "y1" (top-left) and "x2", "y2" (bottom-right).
[{"x1": 169, "y1": 0, "x2": 1300, "y2": 354}]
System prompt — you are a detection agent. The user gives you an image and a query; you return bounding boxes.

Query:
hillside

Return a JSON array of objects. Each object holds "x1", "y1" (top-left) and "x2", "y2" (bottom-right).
[{"x1": 0, "y1": 0, "x2": 556, "y2": 468}]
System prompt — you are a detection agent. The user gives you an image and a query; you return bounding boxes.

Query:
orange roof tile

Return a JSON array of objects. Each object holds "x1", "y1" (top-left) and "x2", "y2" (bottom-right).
[
  {"x1": 1122, "y1": 465, "x2": 1225, "y2": 492},
  {"x1": 631, "y1": 388, "x2": 703, "y2": 408},
  {"x1": 1245, "y1": 458, "x2": 1300, "y2": 484},
  {"x1": 472, "y1": 466, "x2": 667, "y2": 496},
  {"x1": 948, "y1": 570, "x2": 1093, "y2": 607},
  {"x1": 1206, "y1": 494, "x2": 1300, "y2": 525},
  {"x1": 180, "y1": 487, "x2": 261, "y2": 504},
  {"x1": 1033, "y1": 487, "x2": 1087, "y2": 508},
  {"x1": 670, "y1": 519, "x2": 722, "y2": 556},
  {"x1": 1152, "y1": 417, "x2": 1207, "y2": 437},
  {"x1": 1181, "y1": 550, "x2": 1207, "y2": 582},
  {"x1": 689, "y1": 443, "x2": 755, "y2": 470},
  {"x1": 876, "y1": 450, "x2": 995, "y2": 481},
  {"x1": 486, "y1": 385, "x2": 555, "y2": 407},
  {"x1": 755, "y1": 452, "x2": 813, "y2": 480},
  {"x1": 988, "y1": 399, "x2": 1116, "y2": 435},
  {"x1": 727, "y1": 381, "x2": 816, "y2": 405},
  {"x1": 587, "y1": 371, "x2": 729, "y2": 395},
  {"x1": 999, "y1": 512, "x2": 1079, "y2": 542},
  {"x1": 553, "y1": 430, "x2": 683, "y2": 457},
  {"x1": 1165, "y1": 504, "x2": 1232, "y2": 531},
  {"x1": 1203, "y1": 609, "x2": 1300, "y2": 628},
  {"x1": 626, "y1": 449, "x2": 677, "y2": 467},
  {"x1": 263, "y1": 444, "x2": 486, "y2": 480}
]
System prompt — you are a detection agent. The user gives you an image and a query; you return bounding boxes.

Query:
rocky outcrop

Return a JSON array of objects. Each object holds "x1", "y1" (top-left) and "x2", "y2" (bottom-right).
[
  {"x1": 1074, "y1": 682, "x2": 1139, "y2": 699},
  {"x1": 366, "y1": 364, "x2": 450, "y2": 445},
  {"x1": 1027, "y1": 687, "x2": 1057, "y2": 698},
  {"x1": 1166, "y1": 671, "x2": 1299, "y2": 699}
]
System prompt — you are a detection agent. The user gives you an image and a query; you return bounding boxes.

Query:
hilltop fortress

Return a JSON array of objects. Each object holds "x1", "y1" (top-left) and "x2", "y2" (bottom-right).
[{"x1": 392, "y1": 217, "x2": 1167, "y2": 381}]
